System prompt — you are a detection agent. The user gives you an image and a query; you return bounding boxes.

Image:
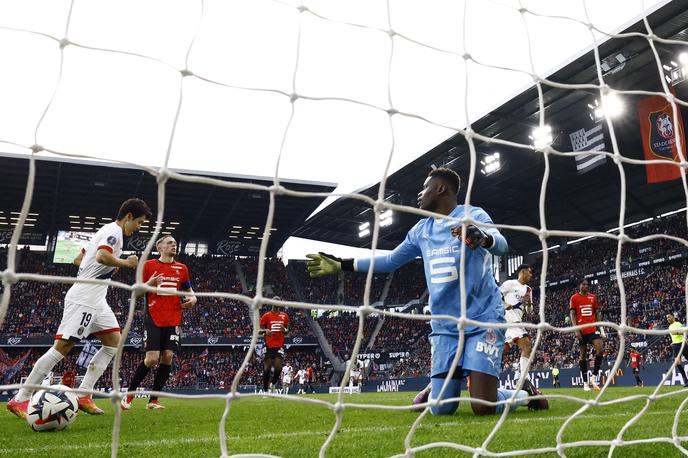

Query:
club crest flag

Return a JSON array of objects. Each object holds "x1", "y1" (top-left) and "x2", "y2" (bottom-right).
[{"x1": 636, "y1": 95, "x2": 684, "y2": 184}]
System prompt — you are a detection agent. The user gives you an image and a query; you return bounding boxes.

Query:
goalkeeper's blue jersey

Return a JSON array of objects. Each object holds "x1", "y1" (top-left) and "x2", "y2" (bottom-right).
[{"x1": 355, "y1": 205, "x2": 507, "y2": 337}]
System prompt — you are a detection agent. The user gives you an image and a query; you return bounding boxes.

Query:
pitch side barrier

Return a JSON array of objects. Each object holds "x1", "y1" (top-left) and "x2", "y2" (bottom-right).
[{"x1": 500, "y1": 362, "x2": 688, "y2": 390}]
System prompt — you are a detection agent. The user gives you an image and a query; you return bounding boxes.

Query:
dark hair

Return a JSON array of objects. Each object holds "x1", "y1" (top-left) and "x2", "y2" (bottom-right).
[
  {"x1": 116, "y1": 198, "x2": 152, "y2": 221},
  {"x1": 428, "y1": 167, "x2": 461, "y2": 196},
  {"x1": 517, "y1": 264, "x2": 532, "y2": 274},
  {"x1": 578, "y1": 277, "x2": 589, "y2": 286}
]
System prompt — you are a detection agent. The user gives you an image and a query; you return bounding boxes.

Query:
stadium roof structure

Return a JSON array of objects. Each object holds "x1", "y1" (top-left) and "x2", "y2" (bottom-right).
[
  {"x1": 0, "y1": 153, "x2": 336, "y2": 257},
  {"x1": 294, "y1": 0, "x2": 688, "y2": 255}
]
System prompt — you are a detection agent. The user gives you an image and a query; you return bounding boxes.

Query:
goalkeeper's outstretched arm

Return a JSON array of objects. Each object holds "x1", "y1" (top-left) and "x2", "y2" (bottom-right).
[{"x1": 306, "y1": 233, "x2": 421, "y2": 277}]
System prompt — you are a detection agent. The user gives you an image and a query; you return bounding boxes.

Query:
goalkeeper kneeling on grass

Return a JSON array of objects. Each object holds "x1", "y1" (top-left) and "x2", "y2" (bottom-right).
[{"x1": 307, "y1": 168, "x2": 548, "y2": 415}]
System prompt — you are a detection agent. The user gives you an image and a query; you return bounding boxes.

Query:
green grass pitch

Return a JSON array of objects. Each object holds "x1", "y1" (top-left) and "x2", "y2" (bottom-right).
[{"x1": 1, "y1": 387, "x2": 687, "y2": 457}]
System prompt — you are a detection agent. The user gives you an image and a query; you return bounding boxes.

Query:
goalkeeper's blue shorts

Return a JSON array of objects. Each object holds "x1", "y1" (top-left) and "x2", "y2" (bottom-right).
[{"x1": 430, "y1": 327, "x2": 504, "y2": 379}]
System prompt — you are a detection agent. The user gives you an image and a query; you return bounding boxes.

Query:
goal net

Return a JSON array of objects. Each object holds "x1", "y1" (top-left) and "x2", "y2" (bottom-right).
[{"x1": 1, "y1": 0, "x2": 688, "y2": 456}]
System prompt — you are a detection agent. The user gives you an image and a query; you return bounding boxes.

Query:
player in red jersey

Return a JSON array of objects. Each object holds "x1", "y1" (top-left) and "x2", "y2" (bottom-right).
[
  {"x1": 121, "y1": 235, "x2": 196, "y2": 410},
  {"x1": 569, "y1": 278, "x2": 605, "y2": 392},
  {"x1": 259, "y1": 298, "x2": 289, "y2": 393},
  {"x1": 306, "y1": 364, "x2": 316, "y2": 393},
  {"x1": 61, "y1": 369, "x2": 75, "y2": 388},
  {"x1": 627, "y1": 348, "x2": 643, "y2": 387}
]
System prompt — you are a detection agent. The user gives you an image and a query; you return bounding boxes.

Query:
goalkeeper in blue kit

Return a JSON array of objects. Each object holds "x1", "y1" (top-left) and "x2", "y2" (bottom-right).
[{"x1": 307, "y1": 168, "x2": 548, "y2": 415}]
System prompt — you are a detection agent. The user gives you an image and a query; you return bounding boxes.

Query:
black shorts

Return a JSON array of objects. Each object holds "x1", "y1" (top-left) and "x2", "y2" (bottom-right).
[
  {"x1": 265, "y1": 347, "x2": 285, "y2": 360},
  {"x1": 143, "y1": 315, "x2": 180, "y2": 352},
  {"x1": 672, "y1": 343, "x2": 688, "y2": 359},
  {"x1": 632, "y1": 367, "x2": 640, "y2": 375},
  {"x1": 579, "y1": 331, "x2": 601, "y2": 346}
]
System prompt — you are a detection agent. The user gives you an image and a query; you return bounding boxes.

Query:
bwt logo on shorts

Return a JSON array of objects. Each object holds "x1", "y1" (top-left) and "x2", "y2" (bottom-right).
[
  {"x1": 7, "y1": 337, "x2": 22, "y2": 345},
  {"x1": 476, "y1": 341, "x2": 499, "y2": 356},
  {"x1": 207, "y1": 336, "x2": 220, "y2": 344}
]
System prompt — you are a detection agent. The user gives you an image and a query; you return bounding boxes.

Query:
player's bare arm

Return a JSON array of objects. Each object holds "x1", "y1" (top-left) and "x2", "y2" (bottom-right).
[
  {"x1": 523, "y1": 293, "x2": 533, "y2": 314},
  {"x1": 135, "y1": 271, "x2": 165, "y2": 298},
  {"x1": 596, "y1": 310, "x2": 606, "y2": 338},
  {"x1": 570, "y1": 309, "x2": 581, "y2": 339},
  {"x1": 73, "y1": 249, "x2": 85, "y2": 266},
  {"x1": 95, "y1": 248, "x2": 138, "y2": 269}
]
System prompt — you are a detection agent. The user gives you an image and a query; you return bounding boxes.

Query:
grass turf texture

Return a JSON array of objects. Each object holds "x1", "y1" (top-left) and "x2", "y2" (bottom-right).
[{"x1": 1, "y1": 387, "x2": 687, "y2": 457}]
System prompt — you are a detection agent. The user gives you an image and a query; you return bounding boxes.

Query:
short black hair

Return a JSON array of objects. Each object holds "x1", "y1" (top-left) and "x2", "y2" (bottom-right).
[
  {"x1": 116, "y1": 198, "x2": 152, "y2": 221},
  {"x1": 428, "y1": 167, "x2": 461, "y2": 196},
  {"x1": 578, "y1": 277, "x2": 589, "y2": 286},
  {"x1": 517, "y1": 264, "x2": 532, "y2": 274}
]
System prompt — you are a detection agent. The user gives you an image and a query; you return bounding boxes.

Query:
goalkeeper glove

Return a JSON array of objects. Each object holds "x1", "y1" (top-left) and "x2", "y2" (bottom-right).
[
  {"x1": 452, "y1": 225, "x2": 494, "y2": 250},
  {"x1": 306, "y1": 252, "x2": 354, "y2": 278}
]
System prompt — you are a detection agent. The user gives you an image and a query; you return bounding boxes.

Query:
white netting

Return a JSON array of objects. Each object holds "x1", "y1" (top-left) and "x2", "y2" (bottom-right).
[{"x1": 1, "y1": 0, "x2": 688, "y2": 456}]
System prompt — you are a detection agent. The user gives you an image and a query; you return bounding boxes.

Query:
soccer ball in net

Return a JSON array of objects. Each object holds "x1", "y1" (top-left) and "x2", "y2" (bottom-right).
[{"x1": 26, "y1": 385, "x2": 79, "y2": 432}]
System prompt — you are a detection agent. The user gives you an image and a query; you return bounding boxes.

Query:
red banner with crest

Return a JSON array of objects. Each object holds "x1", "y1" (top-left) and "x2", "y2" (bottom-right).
[{"x1": 636, "y1": 95, "x2": 684, "y2": 183}]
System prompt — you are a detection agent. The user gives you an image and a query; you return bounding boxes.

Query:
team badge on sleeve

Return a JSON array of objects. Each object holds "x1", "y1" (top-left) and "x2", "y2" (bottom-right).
[{"x1": 106, "y1": 236, "x2": 117, "y2": 246}]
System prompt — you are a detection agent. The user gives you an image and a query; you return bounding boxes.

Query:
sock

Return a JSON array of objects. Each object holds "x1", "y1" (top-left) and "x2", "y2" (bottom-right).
[
  {"x1": 495, "y1": 389, "x2": 528, "y2": 413},
  {"x1": 593, "y1": 354, "x2": 603, "y2": 382},
  {"x1": 16, "y1": 348, "x2": 64, "y2": 401},
  {"x1": 150, "y1": 363, "x2": 171, "y2": 402},
  {"x1": 429, "y1": 377, "x2": 461, "y2": 416},
  {"x1": 271, "y1": 370, "x2": 281, "y2": 386},
  {"x1": 676, "y1": 364, "x2": 688, "y2": 384},
  {"x1": 263, "y1": 369, "x2": 271, "y2": 391},
  {"x1": 580, "y1": 359, "x2": 589, "y2": 384},
  {"x1": 519, "y1": 356, "x2": 530, "y2": 381},
  {"x1": 79, "y1": 346, "x2": 117, "y2": 392},
  {"x1": 128, "y1": 362, "x2": 151, "y2": 392}
]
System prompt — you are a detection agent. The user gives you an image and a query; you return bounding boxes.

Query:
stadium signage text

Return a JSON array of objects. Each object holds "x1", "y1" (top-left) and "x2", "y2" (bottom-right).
[
  {"x1": 125, "y1": 234, "x2": 150, "y2": 251},
  {"x1": 500, "y1": 362, "x2": 688, "y2": 388},
  {"x1": 376, "y1": 379, "x2": 407, "y2": 392},
  {"x1": 329, "y1": 386, "x2": 361, "y2": 394},
  {"x1": 609, "y1": 267, "x2": 645, "y2": 281},
  {"x1": 358, "y1": 350, "x2": 410, "y2": 362},
  {"x1": 0, "y1": 230, "x2": 45, "y2": 245}
]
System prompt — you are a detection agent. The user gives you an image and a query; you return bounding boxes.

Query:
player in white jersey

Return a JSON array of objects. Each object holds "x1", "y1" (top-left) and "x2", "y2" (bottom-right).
[
  {"x1": 500, "y1": 264, "x2": 535, "y2": 390},
  {"x1": 296, "y1": 367, "x2": 307, "y2": 394},
  {"x1": 7, "y1": 198, "x2": 152, "y2": 419},
  {"x1": 281, "y1": 363, "x2": 294, "y2": 394}
]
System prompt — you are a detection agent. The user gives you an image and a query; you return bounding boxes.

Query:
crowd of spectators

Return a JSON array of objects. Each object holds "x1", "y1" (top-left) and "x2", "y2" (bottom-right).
[
  {"x1": 316, "y1": 311, "x2": 379, "y2": 358},
  {"x1": 289, "y1": 260, "x2": 339, "y2": 305},
  {"x1": 370, "y1": 315, "x2": 430, "y2": 353},
  {"x1": 339, "y1": 271, "x2": 389, "y2": 306},
  {"x1": 543, "y1": 212, "x2": 686, "y2": 281},
  {"x1": 384, "y1": 260, "x2": 426, "y2": 305}
]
